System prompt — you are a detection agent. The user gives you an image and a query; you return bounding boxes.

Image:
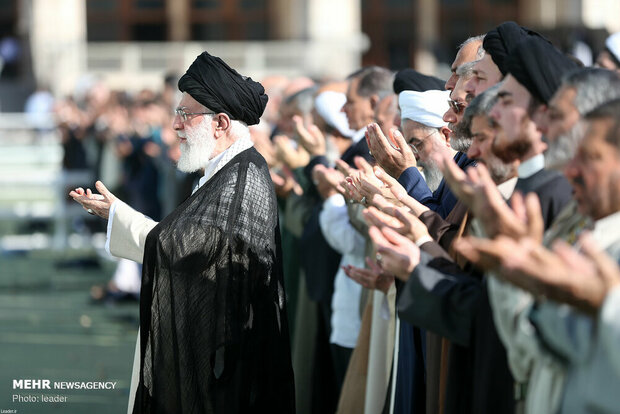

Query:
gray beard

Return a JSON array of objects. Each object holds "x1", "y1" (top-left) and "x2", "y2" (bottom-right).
[
  {"x1": 177, "y1": 117, "x2": 216, "y2": 173},
  {"x1": 449, "y1": 122, "x2": 473, "y2": 152},
  {"x1": 544, "y1": 122, "x2": 585, "y2": 170},
  {"x1": 419, "y1": 159, "x2": 444, "y2": 192}
]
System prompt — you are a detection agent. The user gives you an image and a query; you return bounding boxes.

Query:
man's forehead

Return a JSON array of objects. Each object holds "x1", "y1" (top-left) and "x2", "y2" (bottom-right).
[
  {"x1": 550, "y1": 86, "x2": 577, "y2": 109},
  {"x1": 471, "y1": 114, "x2": 493, "y2": 132},
  {"x1": 177, "y1": 92, "x2": 201, "y2": 109},
  {"x1": 453, "y1": 41, "x2": 482, "y2": 69},
  {"x1": 498, "y1": 75, "x2": 529, "y2": 101}
]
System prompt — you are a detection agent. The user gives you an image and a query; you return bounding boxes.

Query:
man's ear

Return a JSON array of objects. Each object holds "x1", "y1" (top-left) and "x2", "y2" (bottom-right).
[
  {"x1": 369, "y1": 94, "x2": 380, "y2": 110},
  {"x1": 213, "y1": 113, "x2": 231, "y2": 138},
  {"x1": 439, "y1": 126, "x2": 452, "y2": 146}
]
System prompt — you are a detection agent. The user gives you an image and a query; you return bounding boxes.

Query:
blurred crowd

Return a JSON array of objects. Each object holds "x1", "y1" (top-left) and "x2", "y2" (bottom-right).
[{"x1": 42, "y1": 24, "x2": 620, "y2": 414}]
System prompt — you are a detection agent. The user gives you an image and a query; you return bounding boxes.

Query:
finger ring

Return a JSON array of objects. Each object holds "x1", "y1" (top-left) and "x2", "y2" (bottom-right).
[
  {"x1": 360, "y1": 196, "x2": 367, "y2": 206},
  {"x1": 376, "y1": 253, "x2": 383, "y2": 263},
  {"x1": 348, "y1": 198, "x2": 355, "y2": 204},
  {"x1": 87, "y1": 208, "x2": 95, "y2": 215}
]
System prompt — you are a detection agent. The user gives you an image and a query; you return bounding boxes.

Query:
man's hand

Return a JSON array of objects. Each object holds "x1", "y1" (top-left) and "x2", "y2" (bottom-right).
[
  {"x1": 69, "y1": 181, "x2": 117, "y2": 219},
  {"x1": 349, "y1": 157, "x2": 404, "y2": 208},
  {"x1": 456, "y1": 232, "x2": 620, "y2": 315},
  {"x1": 271, "y1": 168, "x2": 303, "y2": 198},
  {"x1": 274, "y1": 135, "x2": 310, "y2": 169},
  {"x1": 368, "y1": 225, "x2": 421, "y2": 281},
  {"x1": 366, "y1": 123, "x2": 417, "y2": 179},
  {"x1": 374, "y1": 166, "x2": 429, "y2": 217},
  {"x1": 312, "y1": 164, "x2": 344, "y2": 200},
  {"x1": 342, "y1": 259, "x2": 394, "y2": 294},
  {"x1": 436, "y1": 151, "x2": 542, "y2": 240},
  {"x1": 364, "y1": 206, "x2": 431, "y2": 244},
  {"x1": 293, "y1": 115, "x2": 326, "y2": 156}
]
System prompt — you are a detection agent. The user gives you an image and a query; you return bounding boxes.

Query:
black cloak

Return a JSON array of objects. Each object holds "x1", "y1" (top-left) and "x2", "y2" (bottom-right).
[{"x1": 133, "y1": 147, "x2": 295, "y2": 413}]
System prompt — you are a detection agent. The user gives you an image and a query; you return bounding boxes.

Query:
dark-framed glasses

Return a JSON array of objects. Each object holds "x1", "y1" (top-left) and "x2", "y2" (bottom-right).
[
  {"x1": 447, "y1": 99, "x2": 466, "y2": 114},
  {"x1": 175, "y1": 108, "x2": 216, "y2": 122}
]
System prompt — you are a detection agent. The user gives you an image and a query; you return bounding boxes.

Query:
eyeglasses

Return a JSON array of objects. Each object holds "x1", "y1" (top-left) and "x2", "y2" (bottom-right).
[
  {"x1": 447, "y1": 99, "x2": 467, "y2": 115},
  {"x1": 407, "y1": 131, "x2": 436, "y2": 155},
  {"x1": 175, "y1": 108, "x2": 216, "y2": 122}
]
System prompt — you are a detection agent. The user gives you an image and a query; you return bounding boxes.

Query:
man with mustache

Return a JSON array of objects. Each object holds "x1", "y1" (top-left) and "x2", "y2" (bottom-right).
[{"x1": 70, "y1": 51, "x2": 295, "y2": 414}]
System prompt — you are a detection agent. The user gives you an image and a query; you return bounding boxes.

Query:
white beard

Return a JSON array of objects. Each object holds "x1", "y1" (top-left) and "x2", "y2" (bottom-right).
[
  {"x1": 176, "y1": 116, "x2": 216, "y2": 173},
  {"x1": 419, "y1": 158, "x2": 444, "y2": 192}
]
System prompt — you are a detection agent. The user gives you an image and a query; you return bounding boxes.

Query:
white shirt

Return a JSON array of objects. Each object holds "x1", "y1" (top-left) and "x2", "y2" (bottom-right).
[{"x1": 517, "y1": 153, "x2": 545, "y2": 179}]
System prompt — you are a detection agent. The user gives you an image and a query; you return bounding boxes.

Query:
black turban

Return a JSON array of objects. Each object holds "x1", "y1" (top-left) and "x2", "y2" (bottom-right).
[
  {"x1": 483, "y1": 21, "x2": 546, "y2": 75},
  {"x1": 505, "y1": 37, "x2": 580, "y2": 104},
  {"x1": 393, "y1": 69, "x2": 446, "y2": 93},
  {"x1": 178, "y1": 51, "x2": 268, "y2": 126}
]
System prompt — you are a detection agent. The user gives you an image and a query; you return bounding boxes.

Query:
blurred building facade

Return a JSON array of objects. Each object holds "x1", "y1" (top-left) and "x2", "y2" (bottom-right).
[{"x1": 0, "y1": 0, "x2": 618, "y2": 101}]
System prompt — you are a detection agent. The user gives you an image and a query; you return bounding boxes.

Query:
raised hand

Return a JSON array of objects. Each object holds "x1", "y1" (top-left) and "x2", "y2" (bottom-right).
[
  {"x1": 368, "y1": 225, "x2": 421, "y2": 281},
  {"x1": 364, "y1": 206, "x2": 431, "y2": 243},
  {"x1": 366, "y1": 123, "x2": 417, "y2": 178},
  {"x1": 342, "y1": 258, "x2": 394, "y2": 294},
  {"x1": 69, "y1": 181, "x2": 117, "y2": 219},
  {"x1": 293, "y1": 115, "x2": 326, "y2": 156},
  {"x1": 373, "y1": 166, "x2": 429, "y2": 216},
  {"x1": 274, "y1": 134, "x2": 311, "y2": 169}
]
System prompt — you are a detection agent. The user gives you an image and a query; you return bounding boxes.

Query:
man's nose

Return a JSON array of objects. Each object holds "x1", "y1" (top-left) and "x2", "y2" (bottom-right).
[
  {"x1": 173, "y1": 114, "x2": 183, "y2": 130},
  {"x1": 443, "y1": 108, "x2": 456, "y2": 124},
  {"x1": 467, "y1": 143, "x2": 480, "y2": 160}
]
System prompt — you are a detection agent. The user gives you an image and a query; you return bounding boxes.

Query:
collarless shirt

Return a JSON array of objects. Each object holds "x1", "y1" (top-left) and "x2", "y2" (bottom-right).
[{"x1": 517, "y1": 153, "x2": 545, "y2": 179}]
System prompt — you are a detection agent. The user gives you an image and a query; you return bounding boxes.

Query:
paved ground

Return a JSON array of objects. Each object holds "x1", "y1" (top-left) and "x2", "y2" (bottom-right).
[{"x1": 0, "y1": 249, "x2": 139, "y2": 414}]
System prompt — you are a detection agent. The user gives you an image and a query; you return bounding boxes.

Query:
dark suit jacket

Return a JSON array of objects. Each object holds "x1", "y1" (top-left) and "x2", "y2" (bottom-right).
[{"x1": 397, "y1": 167, "x2": 573, "y2": 414}]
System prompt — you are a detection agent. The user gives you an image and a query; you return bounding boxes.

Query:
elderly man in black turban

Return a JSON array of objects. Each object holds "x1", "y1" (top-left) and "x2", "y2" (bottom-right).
[{"x1": 70, "y1": 52, "x2": 295, "y2": 414}]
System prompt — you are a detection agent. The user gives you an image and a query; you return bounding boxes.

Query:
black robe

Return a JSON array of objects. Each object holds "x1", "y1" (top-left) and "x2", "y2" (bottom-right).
[{"x1": 133, "y1": 148, "x2": 295, "y2": 414}]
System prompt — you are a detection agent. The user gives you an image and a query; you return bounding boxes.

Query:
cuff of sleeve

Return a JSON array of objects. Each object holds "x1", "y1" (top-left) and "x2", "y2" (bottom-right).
[
  {"x1": 415, "y1": 235, "x2": 433, "y2": 247},
  {"x1": 105, "y1": 200, "x2": 119, "y2": 255}
]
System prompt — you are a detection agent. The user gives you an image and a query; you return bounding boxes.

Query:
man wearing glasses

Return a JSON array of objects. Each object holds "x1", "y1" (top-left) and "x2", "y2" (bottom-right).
[{"x1": 70, "y1": 51, "x2": 295, "y2": 414}]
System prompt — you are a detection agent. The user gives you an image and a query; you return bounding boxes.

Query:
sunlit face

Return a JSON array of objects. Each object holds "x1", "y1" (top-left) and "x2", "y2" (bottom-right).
[
  {"x1": 545, "y1": 86, "x2": 580, "y2": 143},
  {"x1": 464, "y1": 54, "x2": 503, "y2": 98},
  {"x1": 467, "y1": 114, "x2": 515, "y2": 183},
  {"x1": 564, "y1": 118, "x2": 620, "y2": 220},
  {"x1": 445, "y1": 40, "x2": 482, "y2": 92},
  {"x1": 467, "y1": 115, "x2": 495, "y2": 162},
  {"x1": 375, "y1": 94, "x2": 398, "y2": 135},
  {"x1": 401, "y1": 119, "x2": 449, "y2": 190},
  {"x1": 173, "y1": 92, "x2": 216, "y2": 172},
  {"x1": 342, "y1": 77, "x2": 375, "y2": 131},
  {"x1": 489, "y1": 75, "x2": 539, "y2": 162}
]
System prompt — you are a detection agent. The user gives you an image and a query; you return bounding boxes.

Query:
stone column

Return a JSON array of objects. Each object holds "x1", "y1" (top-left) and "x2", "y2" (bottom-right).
[
  {"x1": 167, "y1": 0, "x2": 189, "y2": 41},
  {"x1": 28, "y1": 0, "x2": 86, "y2": 96},
  {"x1": 415, "y1": 0, "x2": 439, "y2": 75},
  {"x1": 305, "y1": 0, "x2": 366, "y2": 78}
]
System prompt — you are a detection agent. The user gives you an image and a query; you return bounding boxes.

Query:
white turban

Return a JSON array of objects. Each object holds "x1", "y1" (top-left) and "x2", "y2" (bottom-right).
[
  {"x1": 314, "y1": 91, "x2": 354, "y2": 138},
  {"x1": 606, "y1": 32, "x2": 620, "y2": 62},
  {"x1": 398, "y1": 89, "x2": 450, "y2": 129}
]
